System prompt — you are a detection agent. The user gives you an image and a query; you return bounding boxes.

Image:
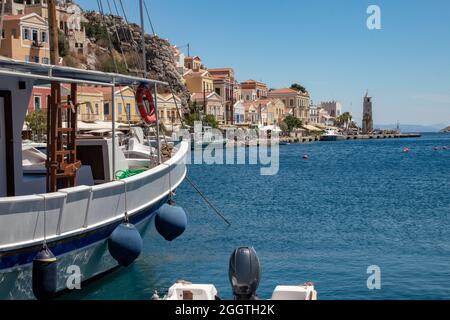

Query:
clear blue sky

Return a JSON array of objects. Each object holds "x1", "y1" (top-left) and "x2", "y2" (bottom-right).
[{"x1": 78, "y1": 0, "x2": 450, "y2": 126}]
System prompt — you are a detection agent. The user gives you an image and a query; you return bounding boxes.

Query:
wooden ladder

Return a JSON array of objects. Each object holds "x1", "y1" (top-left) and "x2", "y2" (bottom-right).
[{"x1": 47, "y1": 83, "x2": 81, "y2": 192}]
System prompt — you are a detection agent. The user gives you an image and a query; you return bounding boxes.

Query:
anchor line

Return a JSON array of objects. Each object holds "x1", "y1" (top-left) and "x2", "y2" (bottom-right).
[{"x1": 185, "y1": 176, "x2": 231, "y2": 226}]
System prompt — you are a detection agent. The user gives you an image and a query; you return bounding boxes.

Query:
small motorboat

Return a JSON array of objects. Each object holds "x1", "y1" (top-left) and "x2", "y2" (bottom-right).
[{"x1": 154, "y1": 247, "x2": 318, "y2": 301}]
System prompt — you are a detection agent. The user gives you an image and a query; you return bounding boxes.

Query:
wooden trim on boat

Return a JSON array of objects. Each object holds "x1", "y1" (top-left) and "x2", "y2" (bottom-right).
[{"x1": 0, "y1": 90, "x2": 14, "y2": 197}]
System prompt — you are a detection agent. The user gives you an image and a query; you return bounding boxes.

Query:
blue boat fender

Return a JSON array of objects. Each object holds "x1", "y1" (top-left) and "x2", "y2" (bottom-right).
[
  {"x1": 108, "y1": 223, "x2": 143, "y2": 267},
  {"x1": 32, "y1": 246, "x2": 57, "y2": 300},
  {"x1": 155, "y1": 203, "x2": 187, "y2": 241}
]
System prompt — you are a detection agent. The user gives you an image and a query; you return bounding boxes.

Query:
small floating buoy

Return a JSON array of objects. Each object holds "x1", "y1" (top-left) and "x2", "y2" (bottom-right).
[
  {"x1": 402, "y1": 147, "x2": 410, "y2": 153},
  {"x1": 303, "y1": 155, "x2": 309, "y2": 160},
  {"x1": 32, "y1": 246, "x2": 57, "y2": 300},
  {"x1": 434, "y1": 147, "x2": 440, "y2": 151},
  {"x1": 108, "y1": 223, "x2": 143, "y2": 267},
  {"x1": 155, "y1": 203, "x2": 187, "y2": 242}
]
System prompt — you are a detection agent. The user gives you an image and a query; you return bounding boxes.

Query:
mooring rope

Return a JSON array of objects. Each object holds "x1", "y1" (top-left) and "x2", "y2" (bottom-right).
[{"x1": 185, "y1": 176, "x2": 231, "y2": 226}]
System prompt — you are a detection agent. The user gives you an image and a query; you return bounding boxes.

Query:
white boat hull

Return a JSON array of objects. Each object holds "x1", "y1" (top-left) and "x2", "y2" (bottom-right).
[{"x1": 0, "y1": 141, "x2": 189, "y2": 300}]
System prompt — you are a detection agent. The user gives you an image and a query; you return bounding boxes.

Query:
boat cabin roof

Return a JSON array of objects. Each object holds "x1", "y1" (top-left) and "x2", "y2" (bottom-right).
[{"x1": 0, "y1": 58, "x2": 167, "y2": 87}]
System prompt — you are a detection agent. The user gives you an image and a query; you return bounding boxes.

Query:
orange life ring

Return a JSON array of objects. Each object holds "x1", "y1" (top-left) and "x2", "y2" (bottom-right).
[{"x1": 135, "y1": 84, "x2": 156, "y2": 124}]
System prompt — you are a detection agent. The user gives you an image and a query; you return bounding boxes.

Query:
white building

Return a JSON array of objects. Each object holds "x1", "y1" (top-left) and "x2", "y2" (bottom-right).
[
  {"x1": 233, "y1": 100, "x2": 245, "y2": 124},
  {"x1": 308, "y1": 102, "x2": 319, "y2": 124}
]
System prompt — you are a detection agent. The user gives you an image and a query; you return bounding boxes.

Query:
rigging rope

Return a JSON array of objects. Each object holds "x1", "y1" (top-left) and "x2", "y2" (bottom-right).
[
  {"x1": 143, "y1": 0, "x2": 156, "y2": 36},
  {"x1": 105, "y1": 0, "x2": 129, "y2": 71}
]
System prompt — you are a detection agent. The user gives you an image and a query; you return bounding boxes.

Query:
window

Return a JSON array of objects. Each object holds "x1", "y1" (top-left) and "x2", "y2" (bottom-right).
[
  {"x1": 24, "y1": 55, "x2": 30, "y2": 62},
  {"x1": 104, "y1": 103, "x2": 110, "y2": 115},
  {"x1": 118, "y1": 103, "x2": 122, "y2": 114},
  {"x1": 41, "y1": 31, "x2": 47, "y2": 43},
  {"x1": 290, "y1": 99, "x2": 294, "y2": 107},
  {"x1": 42, "y1": 57, "x2": 49, "y2": 64},
  {"x1": 1, "y1": 30, "x2": 4, "y2": 39},
  {"x1": 34, "y1": 96, "x2": 41, "y2": 111},
  {"x1": 11, "y1": 29, "x2": 16, "y2": 38},
  {"x1": 23, "y1": 27, "x2": 30, "y2": 40},
  {"x1": 215, "y1": 88, "x2": 221, "y2": 96},
  {"x1": 125, "y1": 104, "x2": 131, "y2": 120},
  {"x1": 32, "y1": 29, "x2": 38, "y2": 42},
  {"x1": 95, "y1": 104, "x2": 99, "y2": 115},
  {"x1": 33, "y1": 56, "x2": 39, "y2": 63}
]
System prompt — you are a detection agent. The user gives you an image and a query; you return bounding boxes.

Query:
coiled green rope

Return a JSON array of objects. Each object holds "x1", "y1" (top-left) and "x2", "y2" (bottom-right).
[{"x1": 115, "y1": 169, "x2": 146, "y2": 180}]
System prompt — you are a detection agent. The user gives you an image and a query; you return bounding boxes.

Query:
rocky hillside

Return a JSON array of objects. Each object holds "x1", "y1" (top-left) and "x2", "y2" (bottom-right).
[
  {"x1": 63, "y1": 11, "x2": 189, "y2": 111},
  {"x1": 441, "y1": 126, "x2": 450, "y2": 133}
]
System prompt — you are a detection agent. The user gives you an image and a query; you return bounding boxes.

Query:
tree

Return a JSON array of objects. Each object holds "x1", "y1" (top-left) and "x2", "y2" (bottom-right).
[
  {"x1": 25, "y1": 110, "x2": 47, "y2": 142},
  {"x1": 283, "y1": 115, "x2": 303, "y2": 133},
  {"x1": 58, "y1": 31, "x2": 70, "y2": 57},
  {"x1": 203, "y1": 114, "x2": 218, "y2": 129},
  {"x1": 290, "y1": 83, "x2": 307, "y2": 94},
  {"x1": 335, "y1": 112, "x2": 353, "y2": 129},
  {"x1": 185, "y1": 101, "x2": 202, "y2": 127}
]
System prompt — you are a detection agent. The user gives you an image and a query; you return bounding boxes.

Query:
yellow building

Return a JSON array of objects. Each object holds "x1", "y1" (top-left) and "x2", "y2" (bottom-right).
[
  {"x1": 99, "y1": 86, "x2": 139, "y2": 123},
  {"x1": 183, "y1": 69, "x2": 214, "y2": 95},
  {"x1": 61, "y1": 85, "x2": 105, "y2": 122},
  {"x1": 157, "y1": 93, "x2": 183, "y2": 130},
  {"x1": 0, "y1": 13, "x2": 50, "y2": 63}
]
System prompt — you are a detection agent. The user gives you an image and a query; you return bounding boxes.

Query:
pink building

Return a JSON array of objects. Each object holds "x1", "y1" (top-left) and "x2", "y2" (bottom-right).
[{"x1": 28, "y1": 86, "x2": 50, "y2": 113}]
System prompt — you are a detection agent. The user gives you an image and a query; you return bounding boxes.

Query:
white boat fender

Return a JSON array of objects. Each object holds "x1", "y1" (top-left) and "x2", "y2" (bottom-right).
[{"x1": 32, "y1": 245, "x2": 58, "y2": 300}]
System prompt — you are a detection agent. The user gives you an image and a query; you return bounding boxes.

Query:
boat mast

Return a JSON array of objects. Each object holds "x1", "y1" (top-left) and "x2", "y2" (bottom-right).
[
  {"x1": 47, "y1": 0, "x2": 79, "y2": 192},
  {"x1": 139, "y1": 0, "x2": 161, "y2": 163},
  {"x1": 139, "y1": 0, "x2": 147, "y2": 78}
]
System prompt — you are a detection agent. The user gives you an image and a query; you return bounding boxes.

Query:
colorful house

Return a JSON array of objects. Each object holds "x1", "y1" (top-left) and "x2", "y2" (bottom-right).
[
  {"x1": 184, "y1": 56, "x2": 203, "y2": 72},
  {"x1": 209, "y1": 68, "x2": 235, "y2": 124},
  {"x1": 233, "y1": 100, "x2": 245, "y2": 124},
  {"x1": 191, "y1": 92, "x2": 224, "y2": 124},
  {"x1": 268, "y1": 88, "x2": 310, "y2": 122},
  {"x1": 0, "y1": 13, "x2": 50, "y2": 64},
  {"x1": 61, "y1": 85, "x2": 105, "y2": 122},
  {"x1": 243, "y1": 101, "x2": 260, "y2": 125},
  {"x1": 157, "y1": 93, "x2": 183, "y2": 130},
  {"x1": 241, "y1": 80, "x2": 268, "y2": 101},
  {"x1": 27, "y1": 86, "x2": 50, "y2": 113},
  {"x1": 98, "y1": 86, "x2": 138, "y2": 123},
  {"x1": 254, "y1": 99, "x2": 285, "y2": 126},
  {"x1": 183, "y1": 69, "x2": 214, "y2": 95}
]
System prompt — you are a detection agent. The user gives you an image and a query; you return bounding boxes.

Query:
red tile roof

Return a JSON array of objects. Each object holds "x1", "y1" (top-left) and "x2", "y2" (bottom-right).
[{"x1": 269, "y1": 88, "x2": 298, "y2": 95}]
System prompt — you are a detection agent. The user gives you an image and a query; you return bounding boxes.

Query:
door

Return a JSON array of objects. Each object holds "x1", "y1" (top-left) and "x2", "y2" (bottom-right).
[
  {"x1": 0, "y1": 91, "x2": 14, "y2": 197},
  {"x1": 0, "y1": 97, "x2": 6, "y2": 196}
]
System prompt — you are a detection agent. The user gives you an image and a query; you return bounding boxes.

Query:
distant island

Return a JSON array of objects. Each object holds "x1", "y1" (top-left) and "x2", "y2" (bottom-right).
[
  {"x1": 376, "y1": 124, "x2": 446, "y2": 133},
  {"x1": 441, "y1": 126, "x2": 450, "y2": 133}
]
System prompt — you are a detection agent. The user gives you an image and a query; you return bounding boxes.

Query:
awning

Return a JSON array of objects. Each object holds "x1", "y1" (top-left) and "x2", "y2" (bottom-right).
[{"x1": 303, "y1": 124, "x2": 323, "y2": 132}]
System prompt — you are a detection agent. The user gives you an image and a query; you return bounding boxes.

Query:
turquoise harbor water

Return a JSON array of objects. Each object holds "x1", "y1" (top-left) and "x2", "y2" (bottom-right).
[{"x1": 64, "y1": 133, "x2": 450, "y2": 300}]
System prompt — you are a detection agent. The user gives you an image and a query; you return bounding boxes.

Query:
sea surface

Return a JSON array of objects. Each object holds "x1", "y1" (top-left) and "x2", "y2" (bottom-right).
[{"x1": 63, "y1": 133, "x2": 450, "y2": 300}]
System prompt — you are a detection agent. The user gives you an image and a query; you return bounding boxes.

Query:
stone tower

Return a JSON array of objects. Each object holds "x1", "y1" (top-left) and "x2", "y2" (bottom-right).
[{"x1": 362, "y1": 92, "x2": 373, "y2": 133}]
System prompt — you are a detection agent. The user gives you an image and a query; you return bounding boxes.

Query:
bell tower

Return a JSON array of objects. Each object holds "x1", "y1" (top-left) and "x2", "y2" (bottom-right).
[{"x1": 362, "y1": 91, "x2": 373, "y2": 133}]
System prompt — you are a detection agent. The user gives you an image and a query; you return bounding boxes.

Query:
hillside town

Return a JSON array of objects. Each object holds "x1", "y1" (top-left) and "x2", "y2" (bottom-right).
[{"x1": 0, "y1": 0, "x2": 373, "y2": 139}]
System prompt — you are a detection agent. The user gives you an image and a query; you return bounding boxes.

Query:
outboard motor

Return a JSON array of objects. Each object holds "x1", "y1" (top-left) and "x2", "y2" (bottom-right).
[{"x1": 228, "y1": 247, "x2": 261, "y2": 300}]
